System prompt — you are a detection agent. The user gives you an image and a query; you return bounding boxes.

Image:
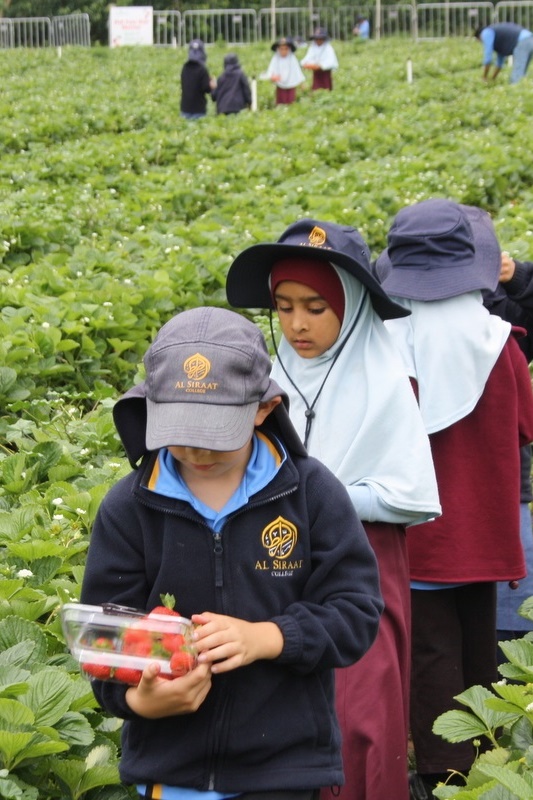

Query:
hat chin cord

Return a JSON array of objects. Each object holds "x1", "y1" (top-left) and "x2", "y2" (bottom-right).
[{"x1": 268, "y1": 305, "x2": 362, "y2": 448}]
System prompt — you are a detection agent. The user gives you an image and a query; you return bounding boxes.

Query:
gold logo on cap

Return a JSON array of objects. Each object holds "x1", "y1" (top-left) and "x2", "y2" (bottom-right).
[
  {"x1": 183, "y1": 353, "x2": 211, "y2": 381},
  {"x1": 261, "y1": 516, "x2": 297, "y2": 559},
  {"x1": 308, "y1": 226, "x2": 326, "y2": 247}
]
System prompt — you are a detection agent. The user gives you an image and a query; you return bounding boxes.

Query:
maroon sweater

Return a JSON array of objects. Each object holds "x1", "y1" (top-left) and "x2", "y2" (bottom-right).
[{"x1": 408, "y1": 332, "x2": 533, "y2": 583}]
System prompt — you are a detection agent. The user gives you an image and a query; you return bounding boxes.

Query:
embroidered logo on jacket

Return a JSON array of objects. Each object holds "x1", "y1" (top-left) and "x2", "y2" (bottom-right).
[{"x1": 255, "y1": 516, "x2": 303, "y2": 577}]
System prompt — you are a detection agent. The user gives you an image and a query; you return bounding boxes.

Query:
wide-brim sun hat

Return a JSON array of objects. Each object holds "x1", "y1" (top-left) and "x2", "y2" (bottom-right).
[
  {"x1": 375, "y1": 199, "x2": 501, "y2": 301},
  {"x1": 226, "y1": 218, "x2": 410, "y2": 320},
  {"x1": 271, "y1": 36, "x2": 296, "y2": 52},
  {"x1": 112, "y1": 307, "x2": 306, "y2": 466},
  {"x1": 310, "y1": 27, "x2": 330, "y2": 39}
]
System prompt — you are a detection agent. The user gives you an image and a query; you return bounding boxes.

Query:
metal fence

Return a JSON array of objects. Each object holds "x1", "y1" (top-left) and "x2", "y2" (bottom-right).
[
  {"x1": 182, "y1": 9, "x2": 258, "y2": 46},
  {"x1": 0, "y1": 13, "x2": 90, "y2": 48},
  {"x1": 154, "y1": 2, "x2": 530, "y2": 44},
  {"x1": 1, "y1": 2, "x2": 532, "y2": 49}
]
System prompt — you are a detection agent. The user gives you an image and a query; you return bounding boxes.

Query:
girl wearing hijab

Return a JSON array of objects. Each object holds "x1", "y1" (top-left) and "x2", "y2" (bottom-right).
[
  {"x1": 376, "y1": 198, "x2": 533, "y2": 798},
  {"x1": 266, "y1": 36, "x2": 306, "y2": 105},
  {"x1": 300, "y1": 28, "x2": 339, "y2": 90},
  {"x1": 226, "y1": 218, "x2": 442, "y2": 800}
]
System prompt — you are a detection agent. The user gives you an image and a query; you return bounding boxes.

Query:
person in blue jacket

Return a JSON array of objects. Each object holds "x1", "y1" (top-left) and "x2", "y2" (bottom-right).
[
  {"x1": 80, "y1": 306, "x2": 383, "y2": 800},
  {"x1": 475, "y1": 22, "x2": 533, "y2": 83}
]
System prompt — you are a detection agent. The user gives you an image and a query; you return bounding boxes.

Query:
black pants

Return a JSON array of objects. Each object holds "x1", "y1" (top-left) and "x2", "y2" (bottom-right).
[{"x1": 410, "y1": 582, "x2": 497, "y2": 774}]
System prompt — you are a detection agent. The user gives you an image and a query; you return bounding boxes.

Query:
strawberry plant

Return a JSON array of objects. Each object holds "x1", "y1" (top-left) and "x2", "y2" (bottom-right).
[
  {"x1": 432, "y1": 597, "x2": 533, "y2": 798},
  {"x1": 1, "y1": 35, "x2": 533, "y2": 799}
]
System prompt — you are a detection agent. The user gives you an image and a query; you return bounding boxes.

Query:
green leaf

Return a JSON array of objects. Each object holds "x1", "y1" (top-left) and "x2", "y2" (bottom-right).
[
  {"x1": 55, "y1": 711, "x2": 95, "y2": 747},
  {"x1": 21, "y1": 669, "x2": 74, "y2": 727},
  {"x1": 433, "y1": 709, "x2": 491, "y2": 743}
]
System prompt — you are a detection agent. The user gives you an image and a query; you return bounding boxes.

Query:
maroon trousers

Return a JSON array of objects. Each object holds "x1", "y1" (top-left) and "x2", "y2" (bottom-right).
[
  {"x1": 312, "y1": 70, "x2": 333, "y2": 90},
  {"x1": 276, "y1": 87, "x2": 297, "y2": 104},
  {"x1": 321, "y1": 522, "x2": 410, "y2": 800}
]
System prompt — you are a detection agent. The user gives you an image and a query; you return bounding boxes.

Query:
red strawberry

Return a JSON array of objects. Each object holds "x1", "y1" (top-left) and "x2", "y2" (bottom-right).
[
  {"x1": 93, "y1": 636, "x2": 114, "y2": 649},
  {"x1": 170, "y1": 650, "x2": 196, "y2": 676},
  {"x1": 162, "y1": 632, "x2": 185, "y2": 653},
  {"x1": 114, "y1": 667, "x2": 142, "y2": 685},
  {"x1": 149, "y1": 593, "x2": 179, "y2": 616},
  {"x1": 82, "y1": 663, "x2": 112, "y2": 680},
  {"x1": 122, "y1": 627, "x2": 153, "y2": 656},
  {"x1": 149, "y1": 606, "x2": 179, "y2": 617}
]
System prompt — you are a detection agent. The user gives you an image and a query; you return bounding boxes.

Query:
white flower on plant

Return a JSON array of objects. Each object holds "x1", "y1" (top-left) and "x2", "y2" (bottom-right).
[
  {"x1": 52, "y1": 497, "x2": 63, "y2": 506},
  {"x1": 526, "y1": 702, "x2": 533, "y2": 713},
  {"x1": 42, "y1": 321, "x2": 50, "y2": 329},
  {"x1": 103, "y1": 301, "x2": 112, "y2": 307},
  {"x1": 108, "y1": 462, "x2": 121, "y2": 469},
  {"x1": 76, "y1": 508, "x2": 86, "y2": 515},
  {"x1": 80, "y1": 448, "x2": 89, "y2": 455},
  {"x1": 16, "y1": 569, "x2": 33, "y2": 578},
  {"x1": 53, "y1": 514, "x2": 64, "y2": 520}
]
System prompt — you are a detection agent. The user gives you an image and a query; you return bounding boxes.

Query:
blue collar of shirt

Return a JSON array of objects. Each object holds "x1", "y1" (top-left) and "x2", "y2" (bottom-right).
[{"x1": 145, "y1": 432, "x2": 286, "y2": 532}]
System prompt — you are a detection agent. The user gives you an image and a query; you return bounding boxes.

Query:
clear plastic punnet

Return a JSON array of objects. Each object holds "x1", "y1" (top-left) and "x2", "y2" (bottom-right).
[{"x1": 61, "y1": 602, "x2": 198, "y2": 685}]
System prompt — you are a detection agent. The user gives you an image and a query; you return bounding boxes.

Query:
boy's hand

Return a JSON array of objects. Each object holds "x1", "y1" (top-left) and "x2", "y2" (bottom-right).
[
  {"x1": 192, "y1": 612, "x2": 283, "y2": 673},
  {"x1": 125, "y1": 662, "x2": 212, "y2": 719},
  {"x1": 500, "y1": 252, "x2": 516, "y2": 283}
]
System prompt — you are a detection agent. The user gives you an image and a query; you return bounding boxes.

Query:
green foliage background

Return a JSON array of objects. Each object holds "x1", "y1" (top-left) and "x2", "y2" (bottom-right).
[{"x1": 0, "y1": 37, "x2": 532, "y2": 797}]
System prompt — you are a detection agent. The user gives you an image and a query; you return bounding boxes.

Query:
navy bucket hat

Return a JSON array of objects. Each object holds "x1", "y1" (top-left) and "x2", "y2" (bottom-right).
[
  {"x1": 375, "y1": 199, "x2": 501, "y2": 301},
  {"x1": 187, "y1": 38, "x2": 207, "y2": 63},
  {"x1": 271, "y1": 36, "x2": 296, "y2": 52},
  {"x1": 310, "y1": 27, "x2": 330, "y2": 39},
  {"x1": 226, "y1": 218, "x2": 410, "y2": 320}
]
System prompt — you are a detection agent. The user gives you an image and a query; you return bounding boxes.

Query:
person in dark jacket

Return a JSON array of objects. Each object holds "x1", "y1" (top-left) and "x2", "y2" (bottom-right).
[
  {"x1": 80, "y1": 306, "x2": 383, "y2": 799},
  {"x1": 180, "y1": 39, "x2": 216, "y2": 119},
  {"x1": 483, "y1": 252, "x2": 533, "y2": 650},
  {"x1": 475, "y1": 22, "x2": 533, "y2": 83},
  {"x1": 211, "y1": 53, "x2": 251, "y2": 115}
]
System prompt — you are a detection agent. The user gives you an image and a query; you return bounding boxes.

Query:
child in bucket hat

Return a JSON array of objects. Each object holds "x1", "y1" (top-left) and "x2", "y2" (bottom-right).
[
  {"x1": 226, "y1": 219, "x2": 441, "y2": 800},
  {"x1": 300, "y1": 28, "x2": 339, "y2": 90},
  {"x1": 180, "y1": 39, "x2": 216, "y2": 119},
  {"x1": 81, "y1": 306, "x2": 382, "y2": 800},
  {"x1": 376, "y1": 198, "x2": 533, "y2": 797},
  {"x1": 265, "y1": 36, "x2": 306, "y2": 105}
]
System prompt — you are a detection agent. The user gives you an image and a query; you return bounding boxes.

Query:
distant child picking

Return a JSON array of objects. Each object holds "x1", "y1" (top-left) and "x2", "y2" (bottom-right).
[
  {"x1": 266, "y1": 36, "x2": 306, "y2": 104},
  {"x1": 300, "y1": 28, "x2": 339, "y2": 90}
]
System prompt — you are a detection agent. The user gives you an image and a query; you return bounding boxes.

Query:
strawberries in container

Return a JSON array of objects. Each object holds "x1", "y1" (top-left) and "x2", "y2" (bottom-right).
[{"x1": 61, "y1": 597, "x2": 198, "y2": 685}]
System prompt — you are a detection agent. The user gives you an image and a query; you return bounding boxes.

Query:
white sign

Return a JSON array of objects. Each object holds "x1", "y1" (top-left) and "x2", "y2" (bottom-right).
[{"x1": 109, "y1": 6, "x2": 153, "y2": 47}]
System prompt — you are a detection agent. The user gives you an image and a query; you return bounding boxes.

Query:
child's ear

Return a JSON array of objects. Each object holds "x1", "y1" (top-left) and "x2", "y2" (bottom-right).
[{"x1": 254, "y1": 397, "x2": 282, "y2": 425}]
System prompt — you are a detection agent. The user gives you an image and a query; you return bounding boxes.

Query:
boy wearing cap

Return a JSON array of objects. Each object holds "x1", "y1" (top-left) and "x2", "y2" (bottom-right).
[
  {"x1": 80, "y1": 306, "x2": 382, "y2": 800},
  {"x1": 300, "y1": 29, "x2": 338, "y2": 90},
  {"x1": 226, "y1": 219, "x2": 441, "y2": 800},
  {"x1": 376, "y1": 198, "x2": 533, "y2": 796}
]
